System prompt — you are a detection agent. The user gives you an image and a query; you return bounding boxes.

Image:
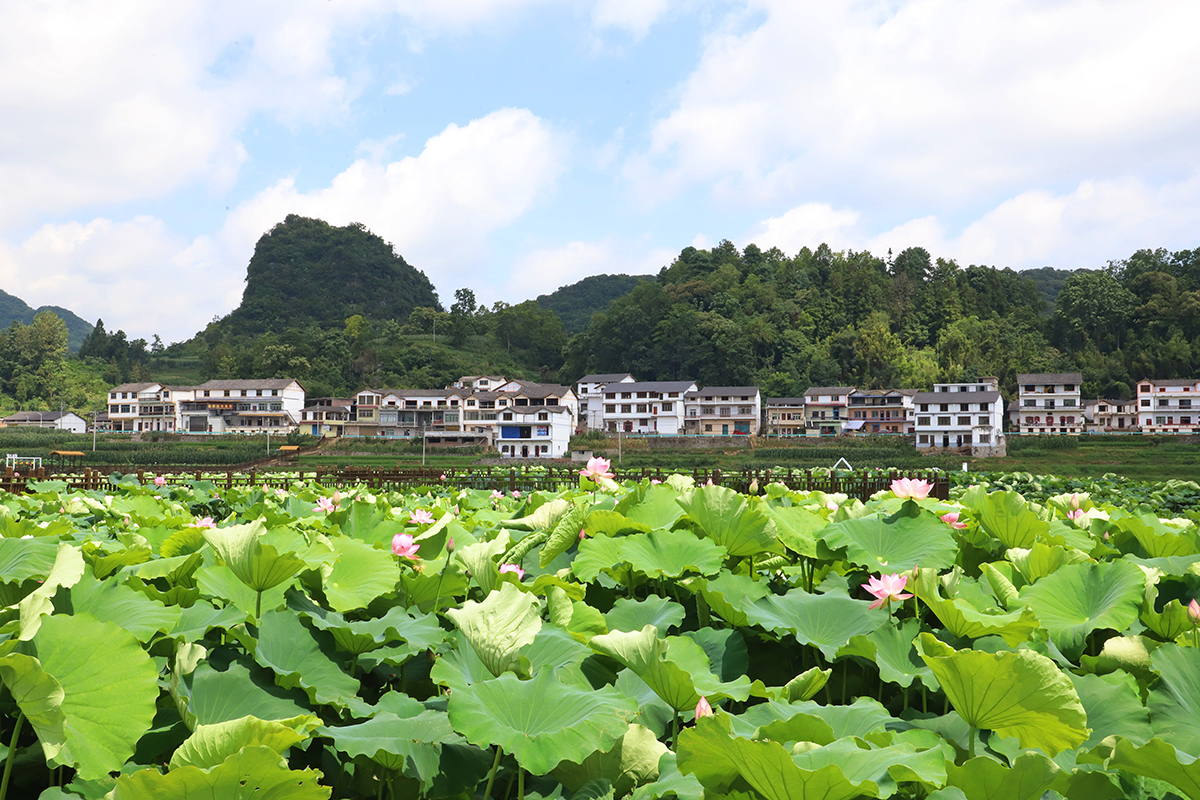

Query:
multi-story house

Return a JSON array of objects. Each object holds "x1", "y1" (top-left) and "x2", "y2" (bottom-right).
[
  {"x1": 453, "y1": 375, "x2": 507, "y2": 391},
  {"x1": 107, "y1": 382, "x2": 182, "y2": 433},
  {"x1": 764, "y1": 398, "x2": 806, "y2": 437},
  {"x1": 1137, "y1": 378, "x2": 1200, "y2": 434},
  {"x1": 349, "y1": 389, "x2": 467, "y2": 437},
  {"x1": 600, "y1": 380, "x2": 697, "y2": 434},
  {"x1": 299, "y1": 398, "x2": 356, "y2": 437},
  {"x1": 1083, "y1": 398, "x2": 1139, "y2": 433},
  {"x1": 178, "y1": 379, "x2": 305, "y2": 434},
  {"x1": 802, "y1": 387, "x2": 854, "y2": 436},
  {"x1": 845, "y1": 389, "x2": 917, "y2": 435},
  {"x1": 1014, "y1": 373, "x2": 1083, "y2": 435},
  {"x1": 575, "y1": 373, "x2": 635, "y2": 431},
  {"x1": 682, "y1": 387, "x2": 761, "y2": 436},
  {"x1": 913, "y1": 378, "x2": 1005, "y2": 454},
  {"x1": 496, "y1": 402, "x2": 574, "y2": 458}
]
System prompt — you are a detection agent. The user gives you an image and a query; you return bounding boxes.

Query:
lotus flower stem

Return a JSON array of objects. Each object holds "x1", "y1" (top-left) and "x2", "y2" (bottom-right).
[
  {"x1": 518, "y1": 767, "x2": 525, "y2": 800},
  {"x1": 255, "y1": 589, "x2": 263, "y2": 620},
  {"x1": 969, "y1": 726, "x2": 977, "y2": 759},
  {"x1": 672, "y1": 714, "x2": 680, "y2": 749},
  {"x1": 1, "y1": 710, "x2": 25, "y2": 800},
  {"x1": 483, "y1": 746, "x2": 503, "y2": 800}
]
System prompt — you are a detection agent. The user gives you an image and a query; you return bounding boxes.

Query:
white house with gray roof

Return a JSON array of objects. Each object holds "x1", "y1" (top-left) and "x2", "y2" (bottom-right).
[
  {"x1": 177, "y1": 379, "x2": 305, "y2": 434},
  {"x1": 1014, "y1": 372, "x2": 1083, "y2": 435},
  {"x1": 600, "y1": 380, "x2": 697, "y2": 434},
  {"x1": 913, "y1": 378, "x2": 1005, "y2": 455},
  {"x1": 576, "y1": 372, "x2": 635, "y2": 430},
  {"x1": 1137, "y1": 377, "x2": 1200, "y2": 434},
  {"x1": 683, "y1": 387, "x2": 761, "y2": 436}
]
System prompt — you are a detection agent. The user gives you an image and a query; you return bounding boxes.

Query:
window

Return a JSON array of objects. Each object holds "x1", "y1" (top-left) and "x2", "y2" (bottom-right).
[
  {"x1": 224, "y1": 390, "x2": 231, "y2": 397},
  {"x1": 917, "y1": 416, "x2": 930, "y2": 425},
  {"x1": 977, "y1": 416, "x2": 989, "y2": 426},
  {"x1": 958, "y1": 404, "x2": 968, "y2": 412},
  {"x1": 1183, "y1": 416, "x2": 1193, "y2": 425},
  {"x1": 1024, "y1": 385, "x2": 1034, "y2": 392},
  {"x1": 636, "y1": 404, "x2": 647, "y2": 413},
  {"x1": 704, "y1": 424, "x2": 712, "y2": 432},
  {"x1": 937, "y1": 416, "x2": 951, "y2": 425},
  {"x1": 1140, "y1": 384, "x2": 1150, "y2": 392},
  {"x1": 1156, "y1": 416, "x2": 1167, "y2": 425},
  {"x1": 1063, "y1": 399, "x2": 1076, "y2": 407},
  {"x1": 738, "y1": 406, "x2": 753, "y2": 415},
  {"x1": 1065, "y1": 384, "x2": 1075, "y2": 392},
  {"x1": 1182, "y1": 399, "x2": 1193, "y2": 408},
  {"x1": 918, "y1": 434, "x2": 929, "y2": 444},
  {"x1": 538, "y1": 412, "x2": 548, "y2": 421},
  {"x1": 109, "y1": 392, "x2": 116, "y2": 400},
  {"x1": 1141, "y1": 399, "x2": 1150, "y2": 407},
  {"x1": 957, "y1": 416, "x2": 970, "y2": 425},
  {"x1": 621, "y1": 404, "x2": 632, "y2": 413},
  {"x1": 1098, "y1": 405, "x2": 1108, "y2": 412},
  {"x1": 1046, "y1": 400, "x2": 1055, "y2": 409},
  {"x1": 919, "y1": 404, "x2": 928, "y2": 412},
  {"x1": 605, "y1": 404, "x2": 615, "y2": 413},
  {"x1": 203, "y1": 391, "x2": 210, "y2": 397},
  {"x1": 662, "y1": 402, "x2": 673, "y2": 412},
  {"x1": 502, "y1": 412, "x2": 512, "y2": 421}
]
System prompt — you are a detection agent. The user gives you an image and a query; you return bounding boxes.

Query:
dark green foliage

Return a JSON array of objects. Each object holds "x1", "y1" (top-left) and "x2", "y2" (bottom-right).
[
  {"x1": 221, "y1": 215, "x2": 441, "y2": 334},
  {"x1": 1020, "y1": 266, "x2": 1078, "y2": 308},
  {"x1": 536, "y1": 274, "x2": 653, "y2": 333},
  {"x1": 0, "y1": 288, "x2": 93, "y2": 352}
]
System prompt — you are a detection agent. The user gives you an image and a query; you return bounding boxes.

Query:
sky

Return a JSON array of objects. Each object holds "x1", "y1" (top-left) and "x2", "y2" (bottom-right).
[{"x1": 1, "y1": 0, "x2": 1198, "y2": 343}]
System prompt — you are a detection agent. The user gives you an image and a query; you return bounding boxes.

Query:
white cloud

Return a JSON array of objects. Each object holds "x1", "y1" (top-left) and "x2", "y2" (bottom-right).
[
  {"x1": 632, "y1": 0, "x2": 1200, "y2": 205},
  {"x1": 742, "y1": 203, "x2": 861, "y2": 255},
  {"x1": 592, "y1": 0, "x2": 671, "y2": 39},
  {"x1": 505, "y1": 238, "x2": 671, "y2": 300}
]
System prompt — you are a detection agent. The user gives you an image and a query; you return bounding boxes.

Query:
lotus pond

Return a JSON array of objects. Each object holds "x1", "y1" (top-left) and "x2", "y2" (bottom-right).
[{"x1": 1, "y1": 469, "x2": 1200, "y2": 800}]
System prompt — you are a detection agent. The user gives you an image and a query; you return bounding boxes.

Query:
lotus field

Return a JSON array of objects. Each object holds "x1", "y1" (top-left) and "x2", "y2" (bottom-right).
[{"x1": 3, "y1": 461, "x2": 1200, "y2": 800}]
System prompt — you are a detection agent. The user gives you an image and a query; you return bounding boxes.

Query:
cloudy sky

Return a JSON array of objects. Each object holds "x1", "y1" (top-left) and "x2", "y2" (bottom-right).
[{"x1": 2, "y1": 1, "x2": 1198, "y2": 342}]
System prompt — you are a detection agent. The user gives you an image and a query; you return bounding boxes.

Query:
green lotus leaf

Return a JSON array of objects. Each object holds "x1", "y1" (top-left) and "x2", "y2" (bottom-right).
[
  {"x1": 1006, "y1": 543, "x2": 1091, "y2": 583},
  {"x1": 247, "y1": 609, "x2": 361, "y2": 710},
  {"x1": 430, "y1": 631, "x2": 495, "y2": 692},
  {"x1": 202, "y1": 521, "x2": 306, "y2": 593},
  {"x1": 66, "y1": 571, "x2": 181, "y2": 643},
  {"x1": 447, "y1": 669, "x2": 637, "y2": 775},
  {"x1": 1079, "y1": 736, "x2": 1200, "y2": 800},
  {"x1": 81, "y1": 541, "x2": 153, "y2": 579},
  {"x1": 111, "y1": 744, "x2": 328, "y2": 800},
  {"x1": 743, "y1": 588, "x2": 884, "y2": 660},
  {"x1": 760, "y1": 504, "x2": 825, "y2": 559},
  {"x1": 176, "y1": 658, "x2": 313, "y2": 728},
  {"x1": 789, "y1": 735, "x2": 950, "y2": 795},
  {"x1": 584, "y1": 509, "x2": 652, "y2": 538},
  {"x1": 734, "y1": 697, "x2": 894, "y2": 743},
  {"x1": 446, "y1": 581, "x2": 542, "y2": 677},
  {"x1": 748, "y1": 667, "x2": 832, "y2": 704},
  {"x1": 841, "y1": 618, "x2": 938, "y2": 690},
  {"x1": 915, "y1": 633, "x2": 1088, "y2": 755},
  {"x1": 399, "y1": 561, "x2": 469, "y2": 612},
  {"x1": 683, "y1": 571, "x2": 769, "y2": 627},
  {"x1": 455, "y1": 530, "x2": 511, "y2": 595},
  {"x1": 605, "y1": 596, "x2": 685, "y2": 634},
  {"x1": 170, "y1": 601, "x2": 252, "y2": 643},
  {"x1": 0, "y1": 613, "x2": 159, "y2": 780},
  {"x1": 962, "y1": 487, "x2": 1048, "y2": 549},
  {"x1": 160, "y1": 527, "x2": 207, "y2": 558},
  {"x1": 1147, "y1": 644, "x2": 1200, "y2": 754},
  {"x1": 820, "y1": 512, "x2": 957, "y2": 573},
  {"x1": 572, "y1": 536, "x2": 627, "y2": 583},
  {"x1": 502, "y1": 498, "x2": 571, "y2": 531},
  {"x1": 541, "y1": 501, "x2": 593, "y2": 568},
  {"x1": 629, "y1": 752, "x2": 704, "y2": 800},
  {"x1": 913, "y1": 569, "x2": 1042, "y2": 646},
  {"x1": 683, "y1": 628, "x2": 748, "y2": 684},
  {"x1": 612, "y1": 670, "x2": 676, "y2": 737},
  {"x1": 676, "y1": 484, "x2": 779, "y2": 557},
  {"x1": 944, "y1": 752, "x2": 1069, "y2": 800},
  {"x1": 551, "y1": 723, "x2": 668, "y2": 796},
  {"x1": 170, "y1": 714, "x2": 318, "y2": 770},
  {"x1": 677, "y1": 714, "x2": 874, "y2": 800},
  {"x1": 1111, "y1": 511, "x2": 1200, "y2": 559},
  {"x1": 1078, "y1": 634, "x2": 1161, "y2": 686},
  {"x1": 1018, "y1": 559, "x2": 1144, "y2": 657},
  {"x1": 0, "y1": 536, "x2": 61, "y2": 584},
  {"x1": 614, "y1": 483, "x2": 685, "y2": 530},
  {"x1": 288, "y1": 590, "x2": 445, "y2": 657},
  {"x1": 338, "y1": 499, "x2": 407, "y2": 549},
  {"x1": 195, "y1": 565, "x2": 287, "y2": 619},
  {"x1": 1068, "y1": 672, "x2": 1152, "y2": 748},
  {"x1": 619, "y1": 529, "x2": 727, "y2": 579},
  {"x1": 523, "y1": 625, "x2": 593, "y2": 677},
  {"x1": 980, "y1": 563, "x2": 1020, "y2": 608},
  {"x1": 1139, "y1": 572, "x2": 1196, "y2": 640},
  {"x1": 320, "y1": 535, "x2": 399, "y2": 612},
  {"x1": 321, "y1": 708, "x2": 464, "y2": 790},
  {"x1": 17, "y1": 542, "x2": 86, "y2": 641},
  {"x1": 127, "y1": 551, "x2": 204, "y2": 585}
]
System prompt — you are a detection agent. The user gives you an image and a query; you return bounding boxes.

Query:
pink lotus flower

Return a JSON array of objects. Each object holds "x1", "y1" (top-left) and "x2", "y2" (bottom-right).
[
  {"x1": 865, "y1": 573, "x2": 913, "y2": 610},
  {"x1": 891, "y1": 478, "x2": 932, "y2": 500},
  {"x1": 705, "y1": 478, "x2": 714, "y2": 486},
  {"x1": 275, "y1": 488, "x2": 287, "y2": 500},
  {"x1": 196, "y1": 516, "x2": 216, "y2": 528},
  {"x1": 316, "y1": 496, "x2": 337, "y2": 513},
  {"x1": 579, "y1": 528, "x2": 587, "y2": 540},
  {"x1": 391, "y1": 533, "x2": 420, "y2": 560},
  {"x1": 580, "y1": 456, "x2": 614, "y2": 481},
  {"x1": 409, "y1": 508, "x2": 435, "y2": 525},
  {"x1": 511, "y1": 490, "x2": 521, "y2": 498},
  {"x1": 1189, "y1": 599, "x2": 1200, "y2": 624},
  {"x1": 440, "y1": 474, "x2": 447, "y2": 481},
  {"x1": 651, "y1": 479, "x2": 661, "y2": 485},
  {"x1": 154, "y1": 475, "x2": 166, "y2": 487},
  {"x1": 1069, "y1": 493, "x2": 1082, "y2": 510},
  {"x1": 825, "y1": 499, "x2": 839, "y2": 512},
  {"x1": 332, "y1": 490, "x2": 342, "y2": 505},
  {"x1": 491, "y1": 490, "x2": 504, "y2": 499},
  {"x1": 941, "y1": 511, "x2": 967, "y2": 529},
  {"x1": 499, "y1": 563, "x2": 525, "y2": 580},
  {"x1": 446, "y1": 538, "x2": 455, "y2": 552},
  {"x1": 695, "y1": 696, "x2": 714, "y2": 719},
  {"x1": 1067, "y1": 508, "x2": 1085, "y2": 521}
]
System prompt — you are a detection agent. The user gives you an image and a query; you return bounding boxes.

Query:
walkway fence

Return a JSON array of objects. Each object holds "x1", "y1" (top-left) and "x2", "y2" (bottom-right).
[{"x1": 2, "y1": 464, "x2": 948, "y2": 501}]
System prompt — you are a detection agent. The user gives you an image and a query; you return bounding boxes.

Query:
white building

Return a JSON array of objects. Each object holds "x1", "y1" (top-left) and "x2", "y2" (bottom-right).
[
  {"x1": 1083, "y1": 398, "x2": 1139, "y2": 433},
  {"x1": 1137, "y1": 378, "x2": 1200, "y2": 435},
  {"x1": 496, "y1": 403, "x2": 574, "y2": 458},
  {"x1": 600, "y1": 380, "x2": 697, "y2": 434},
  {"x1": 106, "y1": 382, "x2": 182, "y2": 433},
  {"x1": 576, "y1": 373, "x2": 635, "y2": 431},
  {"x1": 845, "y1": 389, "x2": 917, "y2": 435},
  {"x1": 683, "y1": 387, "x2": 761, "y2": 436},
  {"x1": 2, "y1": 411, "x2": 89, "y2": 434},
  {"x1": 764, "y1": 398, "x2": 806, "y2": 437},
  {"x1": 1014, "y1": 373, "x2": 1083, "y2": 435},
  {"x1": 453, "y1": 375, "x2": 507, "y2": 391},
  {"x1": 802, "y1": 386, "x2": 855, "y2": 436},
  {"x1": 178, "y1": 379, "x2": 305, "y2": 434},
  {"x1": 913, "y1": 378, "x2": 1005, "y2": 455}
]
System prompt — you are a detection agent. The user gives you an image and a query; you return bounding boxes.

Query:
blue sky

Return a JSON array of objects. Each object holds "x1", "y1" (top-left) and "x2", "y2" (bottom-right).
[{"x1": 2, "y1": 1, "x2": 1198, "y2": 342}]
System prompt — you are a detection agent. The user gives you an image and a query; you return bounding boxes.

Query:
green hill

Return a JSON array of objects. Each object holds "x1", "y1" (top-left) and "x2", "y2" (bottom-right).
[
  {"x1": 0, "y1": 289, "x2": 93, "y2": 352},
  {"x1": 1019, "y1": 266, "x2": 1083, "y2": 310},
  {"x1": 536, "y1": 273, "x2": 653, "y2": 333}
]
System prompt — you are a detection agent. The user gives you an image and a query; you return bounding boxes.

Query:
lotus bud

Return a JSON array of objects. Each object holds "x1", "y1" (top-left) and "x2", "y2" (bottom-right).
[
  {"x1": 1189, "y1": 599, "x2": 1200, "y2": 625},
  {"x1": 695, "y1": 696, "x2": 714, "y2": 719},
  {"x1": 446, "y1": 538, "x2": 455, "y2": 552}
]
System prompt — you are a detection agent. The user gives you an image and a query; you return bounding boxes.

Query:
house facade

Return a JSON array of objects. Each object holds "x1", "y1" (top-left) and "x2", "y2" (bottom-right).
[
  {"x1": 107, "y1": 382, "x2": 181, "y2": 433},
  {"x1": 2, "y1": 411, "x2": 88, "y2": 433},
  {"x1": 845, "y1": 389, "x2": 916, "y2": 435},
  {"x1": 802, "y1": 387, "x2": 854, "y2": 436},
  {"x1": 1014, "y1": 373, "x2": 1083, "y2": 435},
  {"x1": 348, "y1": 389, "x2": 466, "y2": 438},
  {"x1": 1083, "y1": 398, "x2": 1138, "y2": 433},
  {"x1": 178, "y1": 379, "x2": 305, "y2": 434},
  {"x1": 682, "y1": 387, "x2": 761, "y2": 436},
  {"x1": 764, "y1": 398, "x2": 806, "y2": 437},
  {"x1": 299, "y1": 398, "x2": 355, "y2": 437},
  {"x1": 576, "y1": 373, "x2": 635, "y2": 431},
  {"x1": 600, "y1": 380, "x2": 697, "y2": 434},
  {"x1": 913, "y1": 378, "x2": 1005, "y2": 455},
  {"x1": 1137, "y1": 378, "x2": 1200, "y2": 434},
  {"x1": 496, "y1": 403, "x2": 574, "y2": 457}
]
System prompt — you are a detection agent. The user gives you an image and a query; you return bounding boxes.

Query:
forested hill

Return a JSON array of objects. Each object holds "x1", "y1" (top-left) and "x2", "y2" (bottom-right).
[
  {"x1": 561, "y1": 241, "x2": 1200, "y2": 401},
  {"x1": 217, "y1": 215, "x2": 442, "y2": 335},
  {"x1": 536, "y1": 274, "x2": 653, "y2": 333},
  {"x1": 1020, "y1": 266, "x2": 1081, "y2": 309},
  {"x1": 0, "y1": 288, "x2": 93, "y2": 352}
]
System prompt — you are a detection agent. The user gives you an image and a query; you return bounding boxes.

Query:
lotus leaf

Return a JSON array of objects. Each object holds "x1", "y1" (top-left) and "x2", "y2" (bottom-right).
[
  {"x1": 551, "y1": 723, "x2": 668, "y2": 796},
  {"x1": 743, "y1": 588, "x2": 884, "y2": 660},
  {"x1": 913, "y1": 569, "x2": 1041, "y2": 646},
  {"x1": 1079, "y1": 736, "x2": 1200, "y2": 800},
  {"x1": 684, "y1": 571, "x2": 769, "y2": 627},
  {"x1": 676, "y1": 484, "x2": 778, "y2": 557},
  {"x1": 446, "y1": 581, "x2": 542, "y2": 677},
  {"x1": 247, "y1": 609, "x2": 362, "y2": 709},
  {"x1": 321, "y1": 535, "x2": 399, "y2": 612},
  {"x1": 619, "y1": 529, "x2": 727, "y2": 579},
  {"x1": 1147, "y1": 644, "x2": 1200, "y2": 754},
  {"x1": 110, "y1": 744, "x2": 328, "y2": 799},
  {"x1": 170, "y1": 713, "x2": 318, "y2": 770},
  {"x1": 202, "y1": 521, "x2": 305, "y2": 594},
  {"x1": 321, "y1": 708, "x2": 464, "y2": 790},
  {"x1": 962, "y1": 487, "x2": 1048, "y2": 549},
  {"x1": 541, "y1": 502, "x2": 593, "y2": 568},
  {"x1": 67, "y1": 571, "x2": 181, "y2": 643},
  {"x1": 1018, "y1": 558, "x2": 1144, "y2": 656},
  {"x1": 615, "y1": 483, "x2": 686, "y2": 530},
  {"x1": 944, "y1": 752, "x2": 1069, "y2": 800},
  {"x1": 820, "y1": 512, "x2": 957, "y2": 572},
  {"x1": 605, "y1": 596, "x2": 685, "y2": 634}
]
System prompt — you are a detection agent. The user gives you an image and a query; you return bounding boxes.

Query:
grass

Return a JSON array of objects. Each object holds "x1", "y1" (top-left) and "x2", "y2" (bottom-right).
[{"x1": 971, "y1": 436, "x2": 1200, "y2": 482}]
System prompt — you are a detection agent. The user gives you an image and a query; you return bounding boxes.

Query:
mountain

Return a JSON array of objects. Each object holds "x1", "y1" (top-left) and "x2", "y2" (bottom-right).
[
  {"x1": 0, "y1": 289, "x2": 94, "y2": 352},
  {"x1": 536, "y1": 273, "x2": 654, "y2": 333},
  {"x1": 219, "y1": 215, "x2": 442, "y2": 334},
  {"x1": 1019, "y1": 266, "x2": 1084, "y2": 310}
]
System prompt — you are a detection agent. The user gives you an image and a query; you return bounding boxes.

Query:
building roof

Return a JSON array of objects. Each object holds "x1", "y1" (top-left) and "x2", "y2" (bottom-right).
[
  {"x1": 510, "y1": 382, "x2": 573, "y2": 399},
  {"x1": 1016, "y1": 373, "x2": 1082, "y2": 385},
  {"x1": 194, "y1": 379, "x2": 300, "y2": 391},
  {"x1": 601, "y1": 380, "x2": 697, "y2": 393},
  {"x1": 802, "y1": 386, "x2": 855, "y2": 397},
  {"x1": 108, "y1": 382, "x2": 160, "y2": 393},
  {"x1": 765, "y1": 397, "x2": 806, "y2": 405},
  {"x1": 685, "y1": 386, "x2": 760, "y2": 399},
  {"x1": 913, "y1": 390, "x2": 1002, "y2": 404},
  {"x1": 578, "y1": 373, "x2": 635, "y2": 384},
  {"x1": 850, "y1": 388, "x2": 916, "y2": 398},
  {"x1": 1141, "y1": 378, "x2": 1200, "y2": 387},
  {"x1": 4, "y1": 411, "x2": 82, "y2": 422}
]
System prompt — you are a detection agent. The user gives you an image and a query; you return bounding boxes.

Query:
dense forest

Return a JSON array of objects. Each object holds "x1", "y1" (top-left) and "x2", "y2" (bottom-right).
[
  {"x1": 0, "y1": 288, "x2": 93, "y2": 352},
  {"x1": 2, "y1": 214, "x2": 1197, "y2": 413}
]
